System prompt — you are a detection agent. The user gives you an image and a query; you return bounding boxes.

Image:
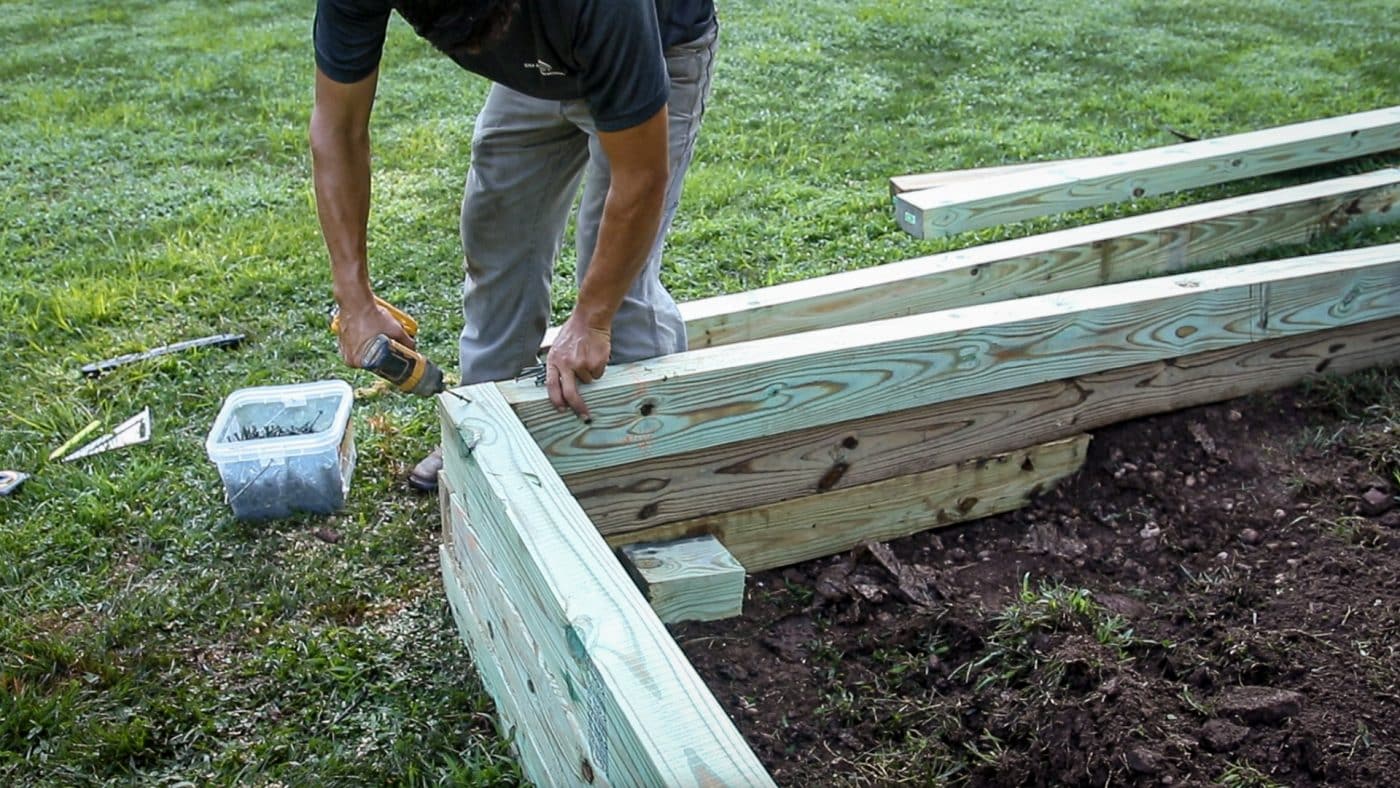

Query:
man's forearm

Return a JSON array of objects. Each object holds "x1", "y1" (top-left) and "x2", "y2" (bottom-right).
[
  {"x1": 310, "y1": 111, "x2": 374, "y2": 310},
  {"x1": 575, "y1": 172, "x2": 667, "y2": 328}
]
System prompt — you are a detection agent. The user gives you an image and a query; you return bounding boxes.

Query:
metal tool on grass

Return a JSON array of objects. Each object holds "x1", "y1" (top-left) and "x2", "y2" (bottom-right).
[
  {"x1": 62, "y1": 407, "x2": 152, "y2": 462},
  {"x1": 0, "y1": 470, "x2": 28, "y2": 496},
  {"x1": 81, "y1": 333, "x2": 245, "y2": 378}
]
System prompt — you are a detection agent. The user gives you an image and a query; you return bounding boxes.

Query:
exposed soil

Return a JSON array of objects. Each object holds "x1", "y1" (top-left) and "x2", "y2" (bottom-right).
[{"x1": 679, "y1": 369, "x2": 1400, "y2": 786}]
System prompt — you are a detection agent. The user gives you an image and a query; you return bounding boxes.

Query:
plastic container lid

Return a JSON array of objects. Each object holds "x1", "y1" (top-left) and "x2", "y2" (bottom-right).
[{"x1": 205, "y1": 380, "x2": 354, "y2": 464}]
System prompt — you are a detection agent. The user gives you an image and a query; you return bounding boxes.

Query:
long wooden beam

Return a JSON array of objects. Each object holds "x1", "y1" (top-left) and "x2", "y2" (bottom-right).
[
  {"x1": 437, "y1": 386, "x2": 772, "y2": 787},
  {"x1": 893, "y1": 106, "x2": 1400, "y2": 238},
  {"x1": 678, "y1": 171, "x2": 1400, "y2": 348},
  {"x1": 607, "y1": 436, "x2": 1090, "y2": 573},
  {"x1": 544, "y1": 172, "x2": 1399, "y2": 351},
  {"x1": 568, "y1": 317, "x2": 1400, "y2": 536},
  {"x1": 504, "y1": 243, "x2": 1400, "y2": 477},
  {"x1": 888, "y1": 156, "x2": 1096, "y2": 196}
]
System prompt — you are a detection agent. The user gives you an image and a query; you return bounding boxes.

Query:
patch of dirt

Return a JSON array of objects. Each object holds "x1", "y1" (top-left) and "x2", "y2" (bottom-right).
[{"x1": 679, "y1": 370, "x2": 1400, "y2": 786}]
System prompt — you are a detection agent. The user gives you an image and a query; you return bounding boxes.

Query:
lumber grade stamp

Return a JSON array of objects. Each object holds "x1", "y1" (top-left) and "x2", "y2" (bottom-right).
[
  {"x1": 893, "y1": 106, "x2": 1400, "y2": 237},
  {"x1": 678, "y1": 171, "x2": 1400, "y2": 347},
  {"x1": 618, "y1": 536, "x2": 746, "y2": 623},
  {"x1": 437, "y1": 387, "x2": 773, "y2": 788},
  {"x1": 608, "y1": 436, "x2": 1091, "y2": 573},
  {"x1": 567, "y1": 317, "x2": 1400, "y2": 534},
  {"x1": 507, "y1": 244, "x2": 1400, "y2": 478}
]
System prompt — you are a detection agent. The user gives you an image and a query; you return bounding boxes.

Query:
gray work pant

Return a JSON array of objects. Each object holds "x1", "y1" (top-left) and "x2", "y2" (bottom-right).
[{"x1": 457, "y1": 23, "x2": 719, "y2": 385}]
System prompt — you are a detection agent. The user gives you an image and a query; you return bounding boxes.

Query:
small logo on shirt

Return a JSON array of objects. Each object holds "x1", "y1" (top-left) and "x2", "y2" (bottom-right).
[{"x1": 524, "y1": 59, "x2": 566, "y2": 77}]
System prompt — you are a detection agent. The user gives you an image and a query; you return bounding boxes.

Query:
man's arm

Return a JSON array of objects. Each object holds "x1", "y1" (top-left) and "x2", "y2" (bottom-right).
[
  {"x1": 545, "y1": 105, "x2": 670, "y2": 419},
  {"x1": 310, "y1": 65, "x2": 414, "y2": 365}
]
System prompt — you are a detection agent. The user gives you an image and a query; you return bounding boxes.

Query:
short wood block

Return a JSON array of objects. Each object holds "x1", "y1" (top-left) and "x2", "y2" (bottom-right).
[{"x1": 618, "y1": 536, "x2": 746, "y2": 623}]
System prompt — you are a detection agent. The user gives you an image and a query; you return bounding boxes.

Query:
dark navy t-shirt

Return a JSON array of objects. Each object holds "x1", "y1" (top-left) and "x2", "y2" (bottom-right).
[{"x1": 315, "y1": 0, "x2": 714, "y2": 132}]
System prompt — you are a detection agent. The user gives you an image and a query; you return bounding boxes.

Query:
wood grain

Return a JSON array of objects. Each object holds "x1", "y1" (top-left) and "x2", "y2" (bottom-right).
[
  {"x1": 607, "y1": 436, "x2": 1091, "y2": 573},
  {"x1": 441, "y1": 543, "x2": 598, "y2": 786},
  {"x1": 542, "y1": 171, "x2": 1399, "y2": 352},
  {"x1": 888, "y1": 156, "x2": 1096, "y2": 196},
  {"x1": 565, "y1": 318, "x2": 1400, "y2": 535},
  {"x1": 679, "y1": 171, "x2": 1400, "y2": 348},
  {"x1": 437, "y1": 387, "x2": 773, "y2": 787},
  {"x1": 618, "y1": 536, "x2": 746, "y2": 623},
  {"x1": 507, "y1": 244, "x2": 1400, "y2": 477},
  {"x1": 894, "y1": 106, "x2": 1400, "y2": 237}
]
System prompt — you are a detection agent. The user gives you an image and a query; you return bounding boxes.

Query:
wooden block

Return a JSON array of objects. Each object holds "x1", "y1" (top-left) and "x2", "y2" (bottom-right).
[
  {"x1": 608, "y1": 436, "x2": 1090, "y2": 573},
  {"x1": 894, "y1": 106, "x2": 1400, "y2": 237},
  {"x1": 506, "y1": 243, "x2": 1400, "y2": 477},
  {"x1": 567, "y1": 318, "x2": 1400, "y2": 535},
  {"x1": 437, "y1": 387, "x2": 773, "y2": 787},
  {"x1": 618, "y1": 536, "x2": 745, "y2": 623}
]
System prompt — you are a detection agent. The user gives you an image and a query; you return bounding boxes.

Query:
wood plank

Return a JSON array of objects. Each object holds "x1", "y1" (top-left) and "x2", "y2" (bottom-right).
[
  {"x1": 506, "y1": 243, "x2": 1400, "y2": 477},
  {"x1": 607, "y1": 436, "x2": 1090, "y2": 572},
  {"x1": 617, "y1": 536, "x2": 746, "y2": 623},
  {"x1": 567, "y1": 318, "x2": 1400, "y2": 536},
  {"x1": 437, "y1": 387, "x2": 773, "y2": 788},
  {"x1": 894, "y1": 106, "x2": 1400, "y2": 237},
  {"x1": 441, "y1": 544, "x2": 599, "y2": 787},
  {"x1": 888, "y1": 156, "x2": 1096, "y2": 196},
  {"x1": 677, "y1": 171, "x2": 1400, "y2": 348}
]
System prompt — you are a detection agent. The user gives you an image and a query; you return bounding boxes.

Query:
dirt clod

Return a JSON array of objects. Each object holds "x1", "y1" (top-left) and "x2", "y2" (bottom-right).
[
  {"x1": 1215, "y1": 686, "x2": 1303, "y2": 725},
  {"x1": 1199, "y1": 719, "x2": 1249, "y2": 752},
  {"x1": 1123, "y1": 746, "x2": 1163, "y2": 774},
  {"x1": 1361, "y1": 487, "x2": 1395, "y2": 516}
]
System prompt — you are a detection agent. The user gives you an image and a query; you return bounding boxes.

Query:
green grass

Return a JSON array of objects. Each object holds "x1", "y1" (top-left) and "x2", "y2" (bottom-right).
[{"x1": 2, "y1": 0, "x2": 1398, "y2": 783}]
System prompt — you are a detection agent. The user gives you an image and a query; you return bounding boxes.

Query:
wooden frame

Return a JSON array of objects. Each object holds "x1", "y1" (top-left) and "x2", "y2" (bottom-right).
[{"x1": 437, "y1": 166, "x2": 1400, "y2": 786}]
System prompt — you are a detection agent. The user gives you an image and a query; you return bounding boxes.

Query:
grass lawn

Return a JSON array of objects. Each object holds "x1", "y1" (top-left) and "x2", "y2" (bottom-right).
[{"x1": 2, "y1": 0, "x2": 1397, "y2": 784}]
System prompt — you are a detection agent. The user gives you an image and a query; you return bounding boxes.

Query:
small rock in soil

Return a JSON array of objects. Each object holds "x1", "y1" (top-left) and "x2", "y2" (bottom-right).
[
  {"x1": 1124, "y1": 746, "x2": 1163, "y2": 774},
  {"x1": 1199, "y1": 719, "x2": 1249, "y2": 752},
  {"x1": 1360, "y1": 487, "x2": 1395, "y2": 517},
  {"x1": 1216, "y1": 686, "x2": 1303, "y2": 725},
  {"x1": 1239, "y1": 528, "x2": 1261, "y2": 546}
]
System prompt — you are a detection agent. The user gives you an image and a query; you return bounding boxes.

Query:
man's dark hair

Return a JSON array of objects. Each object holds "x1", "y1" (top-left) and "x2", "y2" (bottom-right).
[{"x1": 395, "y1": 0, "x2": 519, "y2": 53}]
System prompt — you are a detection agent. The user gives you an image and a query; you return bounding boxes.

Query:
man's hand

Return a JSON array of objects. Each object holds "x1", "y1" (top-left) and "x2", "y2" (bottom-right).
[
  {"x1": 546, "y1": 312, "x2": 611, "y2": 420},
  {"x1": 334, "y1": 296, "x2": 415, "y2": 367}
]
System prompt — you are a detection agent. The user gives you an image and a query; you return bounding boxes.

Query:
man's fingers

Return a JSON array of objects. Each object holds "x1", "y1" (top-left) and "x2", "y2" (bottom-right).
[
  {"x1": 546, "y1": 363, "x2": 566, "y2": 412},
  {"x1": 560, "y1": 368, "x2": 591, "y2": 422}
]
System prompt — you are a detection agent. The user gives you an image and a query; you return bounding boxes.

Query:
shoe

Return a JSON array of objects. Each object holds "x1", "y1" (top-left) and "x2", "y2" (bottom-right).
[{"x1": 408, "y1": 447, "x2": 443, "y2": 493}]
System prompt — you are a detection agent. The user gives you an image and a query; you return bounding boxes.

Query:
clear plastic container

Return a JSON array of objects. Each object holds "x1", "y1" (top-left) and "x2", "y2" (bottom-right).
[{"x1": 205, "y1": 380, "x2": 356, "y2": 521}]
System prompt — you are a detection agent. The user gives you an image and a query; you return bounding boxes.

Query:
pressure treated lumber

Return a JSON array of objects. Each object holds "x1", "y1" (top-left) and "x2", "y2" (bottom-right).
[
  {"x1": 441, "y1": 543, "x2": 597, "y2": 785},
  {"x1": 618, "y1": 536, "x2": 746, "y2": 623},
  {"x1": 505, "y1": 243, "x2": 1400, "y2": 477},
  {"x1": 889, "y1": 156, "x2": 1095, "y2": 196},
  {"x1": 607, "y1": 436, "x2": 1090, "y2": 573},
  {"x1": 568, "y1": 318, "x2": 1400, "y2": 535},
  {"x1": 542, "y1": 171, "x2": 1399, "y2": 351},
  {"x1": 675, "y1": 171, "x2": 1400, "y2": 348},
  {"x1": 437, "y1": 386, "x2": 773, "y2": 788},
  {"x1": 894, "y1": 106, "x2": 1400, "y2": 237}
]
